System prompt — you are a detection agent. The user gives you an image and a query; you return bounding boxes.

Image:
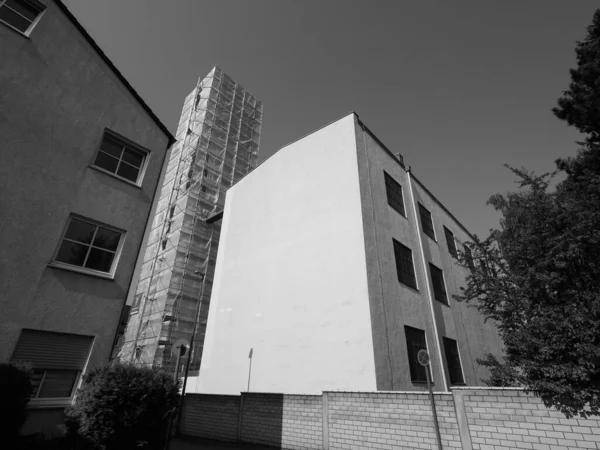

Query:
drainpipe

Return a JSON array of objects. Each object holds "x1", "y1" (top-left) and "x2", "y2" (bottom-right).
[{"x1": 406, "y1": 167, "x2": 448, "y2": 391}]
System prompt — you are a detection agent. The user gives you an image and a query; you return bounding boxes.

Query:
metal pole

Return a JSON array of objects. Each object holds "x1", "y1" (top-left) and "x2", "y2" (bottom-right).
[
  {"x1": 175, "y1": 273, "x2": 207, "y2": 434},
  {"x1": 247, "y1": 351, "x2": 253, "y2": 392},
  {"x1": 425, "y1": 366, "x2": 443, "y2": 450}
]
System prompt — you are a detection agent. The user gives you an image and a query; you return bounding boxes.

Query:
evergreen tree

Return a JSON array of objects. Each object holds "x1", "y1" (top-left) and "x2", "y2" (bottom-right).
[{"x1": 457, "y1": 9, "x2": 600, "y2": 418}]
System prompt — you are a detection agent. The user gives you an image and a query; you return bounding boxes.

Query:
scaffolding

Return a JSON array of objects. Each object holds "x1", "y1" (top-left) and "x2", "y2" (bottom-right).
[{"x1": 118, "y1": 67, "x2": 263, "y2": 375}]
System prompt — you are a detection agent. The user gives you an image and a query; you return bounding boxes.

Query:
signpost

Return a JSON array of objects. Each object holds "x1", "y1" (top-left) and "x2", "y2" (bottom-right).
[{"x1": 418, "y1": 349, "x2": 443, "y2": 450}]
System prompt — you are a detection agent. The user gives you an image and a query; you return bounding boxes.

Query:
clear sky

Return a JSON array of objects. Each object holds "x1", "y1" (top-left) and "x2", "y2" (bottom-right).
[{"x1": 63, "y1": 0, "x2": 596, "y2": 237}]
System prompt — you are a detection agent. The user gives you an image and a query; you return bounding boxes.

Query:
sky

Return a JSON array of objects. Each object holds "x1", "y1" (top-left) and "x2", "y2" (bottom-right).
[{"x1": 63, "y1": 0, "x2": 597, "y2": 237}]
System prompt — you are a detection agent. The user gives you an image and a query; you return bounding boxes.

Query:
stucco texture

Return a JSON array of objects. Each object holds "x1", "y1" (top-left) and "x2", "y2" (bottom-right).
[
  {"x1": 195, "y1": 114, "x2": 378, "y2": 395},
  {"x1": 0, "y1": 0, "x2": 171, "y2": 429}
]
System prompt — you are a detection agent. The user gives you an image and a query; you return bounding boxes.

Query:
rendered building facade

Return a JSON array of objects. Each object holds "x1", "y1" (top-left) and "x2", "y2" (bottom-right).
[
  {"x1": 193, "y1": 113, "x2": 503, "y2": 395},
  {"x1": 0, "y1": 0, "x2": 174, "y2": 434},
  {"x1": 118, "y1": 67, "x2": 263, "y2": 375}
]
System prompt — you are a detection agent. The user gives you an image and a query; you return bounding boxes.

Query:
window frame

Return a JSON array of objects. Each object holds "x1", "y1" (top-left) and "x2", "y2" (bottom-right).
[
  {"x1": 443, "y1": 226, "x2": 458, "y2": 259},
  {"x1": 404, "y1": 325, "x2": 430, "y2": 384},
  {"x1": 11, "y1": 329, "x2": 94, "y2": 408},
  {"x1": 0, "y1": 0, "x2": 46, "y2": 37},
  {"x1": 418, "y1": 203, "x2": 436, "y2": 241},
  {"x1": 90, "y1": 129, "x2": 151, "y2": 187},
  {"x1": 443, "y1": 337, "x2": 465, "y2": 385},
  {"x1": 384, "y1": 171, "x2": 406, "y2": 217},
  {"x1": 429, "y1": 262, "x2": 449, "y2": 305},
  {"x1": 49, "y1": 214, "x2": 126, "y2": 280},
  {"x1": 392, "y1": 239, "x2": 418, "y2": 290}
]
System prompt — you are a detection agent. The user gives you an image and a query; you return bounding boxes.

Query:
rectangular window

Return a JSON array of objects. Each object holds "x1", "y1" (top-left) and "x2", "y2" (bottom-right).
[
  {"x1": 429, "y1": 263, "x2": 448, "y2": 305},
  {"x1": 443, "y1": 337, "x2": 465, "y2": 385},
  {"x1": 53, "y1": 216, "x2": 125, "y2": 276},
  {"x1": 444, "y1": 226, "x2": 458, "y2": 258},
  {"x1": 393, "y1": 240, "x2": 417, "y2": 290},
  {"x1": 464, "y1": 244, "x2": 475, "y2": 270},
  {"x1": 404, "y1": 326, "x2": 428, "y2": 383},
  {"x1": 0, "y1": 0, "x2": 45, "y2": 34},
  {"x1": 418, "y1": 203, "x2": 435, "y2": 240},
  {"x1": 92, "y1": 131, "x2": 148, "y2": 185},
  {"x1": 11, "y1": 329, "x2": 93, "y2": 399},
  {"x1": 384, "y1": 172, "x2": 405, "y2": 216}
]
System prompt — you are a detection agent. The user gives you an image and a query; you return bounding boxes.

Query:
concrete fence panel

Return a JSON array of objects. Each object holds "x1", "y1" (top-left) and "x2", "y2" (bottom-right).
[
  {"x1": 327, "y1": 391, "x2": 461, "y2": 450},
  {"x1": 180, "y1": 394, "x2": 240, "y2": 441},
  {"x1": 180, "y1": 389, "x2": 600, "y2": 449}
]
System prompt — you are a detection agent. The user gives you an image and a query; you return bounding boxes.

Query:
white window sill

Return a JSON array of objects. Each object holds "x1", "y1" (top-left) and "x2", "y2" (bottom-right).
[
  {"x1": 88, "y1": 165, "x2": 143, "y2": 189},
  {"x1": 28, "y1": 397, "x2": 73, "y2": 409},
  {"x1": 48, "y1": 261, "x2": 116, "y2": 280}
]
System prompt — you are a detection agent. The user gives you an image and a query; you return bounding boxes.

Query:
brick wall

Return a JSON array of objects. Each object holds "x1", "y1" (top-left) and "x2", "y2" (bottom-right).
[
  {"x1": 181, "y1": 389, "x2": 600, "y2": 450},
  {"x1": 328, "y1": 391, "x2": 460, "y2": 450},
  {"x1": 456, "y1": 388, "x2": 600, "y2": 450},
  {"x1": 241, "y1": 393, "x2": 322, "y2": 449},
  {"x1": 180, "y1": 394, "x2": 239, "y2": 441}
]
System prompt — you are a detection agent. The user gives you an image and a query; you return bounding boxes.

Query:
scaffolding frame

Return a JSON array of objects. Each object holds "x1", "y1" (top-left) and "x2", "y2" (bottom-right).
[{"x1": 118, "y1": 67, "x2": 262, "y2": 374}]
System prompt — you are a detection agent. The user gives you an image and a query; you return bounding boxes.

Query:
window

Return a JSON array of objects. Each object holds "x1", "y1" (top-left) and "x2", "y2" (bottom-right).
[
  {"x1": 444, "y1": 226, "x2": 458, "y2": 258},
  {"x1": 429, "y1": 263, "x2": 448, "y2": 305},
  {"x1": 93, "y1": 132, "x2": 148, "y2": 185},
  {"x1": 464, "y1": 244, "x2": 475, "y2": 270},
  {"x1": 393, "y1": 240, "x2": 417, "y2": 290},
  {"x1": 11, "y1": 329, "x2": 93, "y2": 400},
  {"x1": 54, "y1": 216, "x2": 124, "y2": 276},
  {"x1": 443, "y1": 338, "x2": 464, "y2": 385},
  {"x1": 384, "y1": 172, "x2": 405, "y2": 216},
  {"x1": 0, "y1": 0, "x2": 45, "y2": 34},
  {"x1": 404, "y1": 326, "x2": 428, "y2": 383},
  {"x1": 418, "y1": 203, "x2": 435, "y2": 240}
]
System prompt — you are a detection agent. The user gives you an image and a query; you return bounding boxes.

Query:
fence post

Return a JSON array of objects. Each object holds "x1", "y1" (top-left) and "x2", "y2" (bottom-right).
[
  {"x1": 322, "y1": 392, "x2": 329, "y2": 450},
  {"x1": 237, "y1": 394, "x2": 245, "y2": 442},
  {"x1": 451, "y1": 388, "x2": 473, "y2": 450}
]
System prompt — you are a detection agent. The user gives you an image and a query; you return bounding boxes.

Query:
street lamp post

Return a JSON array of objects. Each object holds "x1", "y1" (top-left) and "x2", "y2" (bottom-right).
[{"x1": 175, "y1": 270, "x2": 206, "y2": 434}]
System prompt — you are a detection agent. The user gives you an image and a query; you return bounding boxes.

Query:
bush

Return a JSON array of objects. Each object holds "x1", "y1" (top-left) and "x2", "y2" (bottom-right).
[
  {"x1": 66, "y1": 363, "x2": 179, "y2": 450},
  {"x1": 0, "y1": 363, "x2": 33, "y2": 444}
]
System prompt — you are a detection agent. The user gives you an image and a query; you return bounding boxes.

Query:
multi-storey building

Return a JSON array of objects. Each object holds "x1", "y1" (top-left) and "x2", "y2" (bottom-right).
[
  {"x1": 117, "y1": 67, "x2": 263, "y2": 375},
  {"x1": 192, "y1": 113, "x2": 503, "y2": 395},
  {"x1": 0, "y1": 0, "x2": 174, "y2": 434}
]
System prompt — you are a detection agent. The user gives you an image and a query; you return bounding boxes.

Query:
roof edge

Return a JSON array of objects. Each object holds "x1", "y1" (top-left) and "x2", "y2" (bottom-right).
[
  {"x1": 354, "y1": 114, "x2": 475, "y2": 242},
  {"x1": 54, "y1": 0, "x2": 175, "y2": 145}
]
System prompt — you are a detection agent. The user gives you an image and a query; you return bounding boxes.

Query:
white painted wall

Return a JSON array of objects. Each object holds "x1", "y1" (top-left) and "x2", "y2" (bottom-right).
[{"x1": 192, "y1": 114, "x2": 377, "y2": 395}]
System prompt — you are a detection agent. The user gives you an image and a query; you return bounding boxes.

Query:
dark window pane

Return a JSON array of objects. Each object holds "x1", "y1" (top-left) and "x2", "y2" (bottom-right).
[
  {"x1": 31, "y1": 370, "x2": 44, "y2": 397},
  {"x1": 85, "y1": 248, "x2": 115, "y2": 272},
  {"x1": 64, "y1": 219, "x2": 96, "y2": 244},
  {"x1": 55, "y1": 241, "x2": 89, "y2": 267},
  {"x1": 393, "y1": 240, "x2": 417, "y2": 290},
  {"x1": 443, "y1": 338, "x2": 464, "y2": 385},
  {"x1": 116, "y1": 162, "x2": 140, "y2": 182},
  {"x1": 121, "y1": 148, "x2": 144, "y2": 168},
  {"x1": 405, "y1": 326, "x2": 428, "y2": 383},
  {"x1": 419, "y1": 204, "x2": 435, "y2": 240},
  {"x1": 429, "y1": 263, "x2": 448, "y2": 305},
  {"x1": 100, "y1": 137, "x2": 124, "y2": 158},
  {"x1": 6, "y1": 0, "x2": 40, "y2": 21},
  {"x1": 38, "y1": 370, "x2": 78, "y2": 398},
  {"x1": 384, "y1": 172, "x2": 405, "y2": 216},
  {"x1": 0, "y1": 5, "x2": 32, "y2": 32},
  {"x1": 93, "y1": 227, "x2": 121, "y2": 251},
  {"x1": 464, "y1": 245, "x2": 475, "y2": 270},
  {"x1": 444, "y1": 227, "x2": 458, "y2": 258},
  {"x1": 94, "y1": 151, "x2": 119, "y2": 173}
]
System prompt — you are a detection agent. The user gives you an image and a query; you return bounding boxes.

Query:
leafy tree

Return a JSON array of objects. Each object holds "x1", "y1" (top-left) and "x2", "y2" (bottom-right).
[
  {"x1": 456, "y1": 9, "x2": 600, "y2": 418},
  {"x1": 66, "y1": 363, "x2": 180, "y2": 450}
]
